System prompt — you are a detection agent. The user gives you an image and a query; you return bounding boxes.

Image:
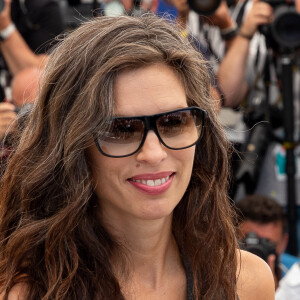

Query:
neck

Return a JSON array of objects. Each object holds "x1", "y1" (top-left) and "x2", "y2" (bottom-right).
[{"x1": 102, "y1": 214, "x2": 183, "y2": 289}]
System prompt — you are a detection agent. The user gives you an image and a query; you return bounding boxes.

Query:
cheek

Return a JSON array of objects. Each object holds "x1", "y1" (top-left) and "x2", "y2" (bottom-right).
[
  {"x1": 179, "y1": 147, "x2": 195, "y2": 166},
  {"x1": 174, "y1": 147, "x2": 195, "y2": 178},
  {"x1": 86, "y1": 146, "x2": 116, "y2": 190},
  {"x1": 87, "y1": 146, "x2": 132, "y2": 200}
]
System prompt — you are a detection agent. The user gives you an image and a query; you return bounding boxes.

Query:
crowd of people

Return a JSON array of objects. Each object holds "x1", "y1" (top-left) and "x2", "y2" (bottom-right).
[{"x1": 0, "y1": 0, "x2": 299, "y2": 299}]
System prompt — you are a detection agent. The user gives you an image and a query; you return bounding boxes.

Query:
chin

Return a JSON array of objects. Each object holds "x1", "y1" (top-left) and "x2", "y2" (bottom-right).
[{"x1": 136, "y1": 202, "x2": 177, "y2": 221}]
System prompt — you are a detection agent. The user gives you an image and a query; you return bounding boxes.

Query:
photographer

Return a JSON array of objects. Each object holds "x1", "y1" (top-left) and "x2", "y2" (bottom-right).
[
  {"x1": 0, "y1": 0, "x2": 64, "y2": 168},
  {"x1": 0, "y1": 0, "x2": 64, "y2": 76},
  {"x1": 0, "y1": 101, "x2": 15, "y2": 141},
  {"x1": 276, "y1": 262, "x2": 300, "y2": 299},
  {"x1": 235, "y1": 194, "x2": 300, "y2": 288},
  {"x1": 186, "y1": 0, "x2": 300, "y2": 204},
  {"x1": 0, "y1": 67, "x2": 40, "y2": 175}
]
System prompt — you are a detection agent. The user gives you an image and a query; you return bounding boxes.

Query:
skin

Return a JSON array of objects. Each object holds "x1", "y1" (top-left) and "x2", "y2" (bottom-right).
[
  {"x1": 87, "y1": 63, "x2": 193, "y2": 299},
  {"x1": 11, "y1": 67, "x2": 41, "y2": 107},
  {"x1": 297, "y1": 0, "x2": 300, "y2": 12},
  {"x1": 104, "y1": 0, "x2": 159, "y2": 13},
  {"x1": 237, "y1": 250, "x2": 275, "y2": 300},
  {"x1": 88, "y1": 63, "x2": 195, "y2": 223},
  {"x1": 0, "y1": 67, "x2": 41, "y2": 141},
  {"x1": 0, "y1": 102, "x2": 16, "y2": 140}
]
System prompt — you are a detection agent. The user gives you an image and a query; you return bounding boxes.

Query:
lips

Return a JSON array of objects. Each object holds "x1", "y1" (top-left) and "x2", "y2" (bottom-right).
[
  {"x1": 131, "y1": 175, "x2": 170, "y2": 187},
  {"x1": 128, "y1": 172, "x2": 174, "y2": 195}
]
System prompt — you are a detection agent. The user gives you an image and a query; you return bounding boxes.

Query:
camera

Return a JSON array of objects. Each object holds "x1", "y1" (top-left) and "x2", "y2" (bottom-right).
[
  {"x1": 260, "y1": 0, "x2": 300, "y2": 52},
  {"x1": 239, "y1": 232, "x2": 277, "y2": 262},
  {"x1": 187, "y1": 0, "x2": 222, "y2": 15},
  {"x1": 187, "y1": 0, "x2": 234, "y2": 15},
  {"x1": 0, "y1": 0, "x2": 4, "y2": 13}
]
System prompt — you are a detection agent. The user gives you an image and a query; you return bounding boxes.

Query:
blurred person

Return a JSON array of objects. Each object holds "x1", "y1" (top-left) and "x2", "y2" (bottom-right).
[
  {"x1": 0, "y1": 0, "x2": 64, "y2": 76},
  {"x1": 195, "y1": 0, "x2": 300, "y2": 202},
  {"x1": 235, "y1": 194, "x2": 300, "y2": 288},
  {"x1": 0, "y1": 67, "x2": 41, "y2": 140},
  {"x1": 10, "y1": 67, "x2": 41, "y2": 107},
  {"x1": 276, "y1": 262, "x2": 300, "y2": 299},
  {"x1": 174, "y1": 0, "x2": 300, "y2": 208},
  {"x1": 170, "y1": 0, "x2": 273, "y2": 197},
  {"x1": 0, "y1": 0, "x2": 64, "y2": 166},
  {"x1": 0, "y1": 67, "x2": 41, "y2": 173},
  {"x1": 0, "y1": 101, "x2": 15, "y2": 141},
  {"x1": 170, "y1": 0, "x2": 273, "y2": 108},
  {"x1": 0, "y1": 15, "x2": 274, "y2": 299},
  {"x1": 100, "y1": 0, "x2": 158, "y2": 16},
  {"x1": 217, "y1": 0, "x2": 273, "y2": 106}
]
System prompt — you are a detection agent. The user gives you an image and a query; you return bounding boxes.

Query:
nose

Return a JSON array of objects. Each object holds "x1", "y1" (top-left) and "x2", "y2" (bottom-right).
[{"x1": 135, "y1": 130, "x2": 167, "y2": 164}]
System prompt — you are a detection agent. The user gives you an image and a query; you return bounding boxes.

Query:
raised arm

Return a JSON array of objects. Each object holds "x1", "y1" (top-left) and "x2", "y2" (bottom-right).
[
  {"x1": 0, "y1": 0, "x2": 58, "y2": 75},
  {"x1": 217, "y1": 0, "x2": 273, "y2": 107}
]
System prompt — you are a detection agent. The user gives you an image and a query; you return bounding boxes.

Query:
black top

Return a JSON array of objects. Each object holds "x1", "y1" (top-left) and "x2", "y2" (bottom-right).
[{"x1": 183, "y1": 258, "x2": 240, "y2": 300}]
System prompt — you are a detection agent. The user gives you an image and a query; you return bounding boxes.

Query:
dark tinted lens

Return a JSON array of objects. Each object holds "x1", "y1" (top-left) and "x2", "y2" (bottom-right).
[
  {"x1": 97, "y1": 118, "x2": 144, "y2": 156},
  {"x1": 156, "y1": 108, "x2": 203, "y2": 149}
]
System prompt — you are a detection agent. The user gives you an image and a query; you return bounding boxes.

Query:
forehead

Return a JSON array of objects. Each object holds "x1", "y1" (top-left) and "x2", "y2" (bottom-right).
[
  {"x1": 240, "y1": 220, "x2": 284, "y2": 244},
  {"x1": 113, "y1": 63, "x2": 187, "y2": 117}
]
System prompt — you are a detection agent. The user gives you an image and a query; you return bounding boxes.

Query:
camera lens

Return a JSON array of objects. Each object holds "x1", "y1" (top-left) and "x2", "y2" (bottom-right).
[
  {"x1": 272, "y1": 6, "x2": 300, "y2": 49},
  {"x1": 187, "y1": 0, "x2": 221, "y2": 15},
  {"x1": 240, "y1": 232, "x2": 277, "y2": 263}
]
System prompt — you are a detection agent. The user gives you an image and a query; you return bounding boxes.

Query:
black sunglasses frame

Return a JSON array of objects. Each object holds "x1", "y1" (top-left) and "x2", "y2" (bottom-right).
[{"x1": 94, "y1": 106, "x2": 207, "y2": 158}]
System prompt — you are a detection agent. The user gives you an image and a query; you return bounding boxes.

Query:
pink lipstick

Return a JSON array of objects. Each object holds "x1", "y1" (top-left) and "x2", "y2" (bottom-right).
[{"x1": 128, "y1": 172, "x2": 174, "y2": 195}]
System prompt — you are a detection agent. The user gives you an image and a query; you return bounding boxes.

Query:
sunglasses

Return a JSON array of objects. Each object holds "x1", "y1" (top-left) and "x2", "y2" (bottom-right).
[{"x1": 94, "y1": 106, "x2": 206, "y2": 158}]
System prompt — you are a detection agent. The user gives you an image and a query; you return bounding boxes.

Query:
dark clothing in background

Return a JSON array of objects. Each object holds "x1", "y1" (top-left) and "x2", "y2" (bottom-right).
[
  {"x1": 0, "y1": 0, "x2": 64, "y2": 169},
  {"x1": 0, "y1": 0, "x2": 64, "y2": 92},
  {"x1": 11, "y1": 0, "x2": 64, "y2": 53}
]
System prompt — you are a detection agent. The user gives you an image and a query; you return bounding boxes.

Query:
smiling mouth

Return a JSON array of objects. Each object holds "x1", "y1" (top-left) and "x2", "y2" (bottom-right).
[
  {"x1": 131, "y1": 175, "x2": 170, "y2": 187},
  {"x1": 128, "y1": 173, "x2": 174, "y2": 195}
]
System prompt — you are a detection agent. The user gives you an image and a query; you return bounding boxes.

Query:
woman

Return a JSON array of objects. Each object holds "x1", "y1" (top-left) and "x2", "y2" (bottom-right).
[{"x1": 0, "y1": 14, "x2": 274, "y2": 299}]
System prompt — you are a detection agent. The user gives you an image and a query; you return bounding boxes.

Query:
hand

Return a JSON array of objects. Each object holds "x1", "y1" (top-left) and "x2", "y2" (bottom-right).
[
  {"x1": 0, "y1": 0, "x2": 12, "y2": 31},
  {"x1": 172, "y1": 0, "x2": 189, "y2": 17},
  {"x1": 171, "y1": 0, "x2": 189, "y2": 27},
  {"x1": 239, "y1": 0, "x2": 273, "y2": 39},
  {"x1": 201, "y1": 1, "x2": 234, "y2": 30},
  {"x1": 267, "y1": 254, "x2": 279, "y2": 289},
  {"x1": 296, "y1": 0, "x2": 300, "y2": 13},
  {"x1": 0, "y1": 102, "x2": 17, "y2": 140}
]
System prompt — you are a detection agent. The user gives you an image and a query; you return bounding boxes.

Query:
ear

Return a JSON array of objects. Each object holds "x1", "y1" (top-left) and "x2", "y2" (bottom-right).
[{"x1": 278, "y1": 232, "x2": 289, "y2": 254}]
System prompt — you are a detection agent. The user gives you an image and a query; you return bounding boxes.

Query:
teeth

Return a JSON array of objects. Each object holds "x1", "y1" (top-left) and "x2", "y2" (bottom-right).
[
  {"x1": 154, "y1": 179, "x2": 161, "y2": 186},
  {"x1": 147, "y1": 180, "x2": 155, "y2": 186},
  {"x1": 133, "y1": 176, "x2": 170, "y2": 186}
]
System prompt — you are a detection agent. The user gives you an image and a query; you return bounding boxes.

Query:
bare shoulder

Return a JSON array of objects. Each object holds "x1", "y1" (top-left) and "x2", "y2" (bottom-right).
[
  {"x1": 0, "y1": 283, "x2": 28, "y2": 300},
  {"x1": 236, "y1": 249, "x2": 275, "y2": 300}
]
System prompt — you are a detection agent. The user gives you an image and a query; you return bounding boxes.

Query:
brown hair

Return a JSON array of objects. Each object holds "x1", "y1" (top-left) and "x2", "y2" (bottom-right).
[
  {"x1": 0, "y1": 14, "x2": 237, "y2": 299},
  {"x1": 235, "y1": 194, "x2": 287, "y2": 233}
]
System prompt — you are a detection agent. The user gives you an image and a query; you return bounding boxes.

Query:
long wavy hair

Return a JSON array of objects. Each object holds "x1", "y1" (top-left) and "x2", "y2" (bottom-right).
[{"x1": 0, "y1": 14, "x2": 238, "y2": 299}]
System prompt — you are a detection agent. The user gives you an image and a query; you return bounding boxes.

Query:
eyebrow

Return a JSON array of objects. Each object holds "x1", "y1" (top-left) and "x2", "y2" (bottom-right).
[{"x1": 112, "y1": 106, "x2": 189, "y2": 118}]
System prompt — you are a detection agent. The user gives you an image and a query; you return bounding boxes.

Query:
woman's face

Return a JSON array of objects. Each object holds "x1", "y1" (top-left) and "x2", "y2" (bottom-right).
[{"x1": 87, "y1": 63, "x2": 196, "y2": 225}]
